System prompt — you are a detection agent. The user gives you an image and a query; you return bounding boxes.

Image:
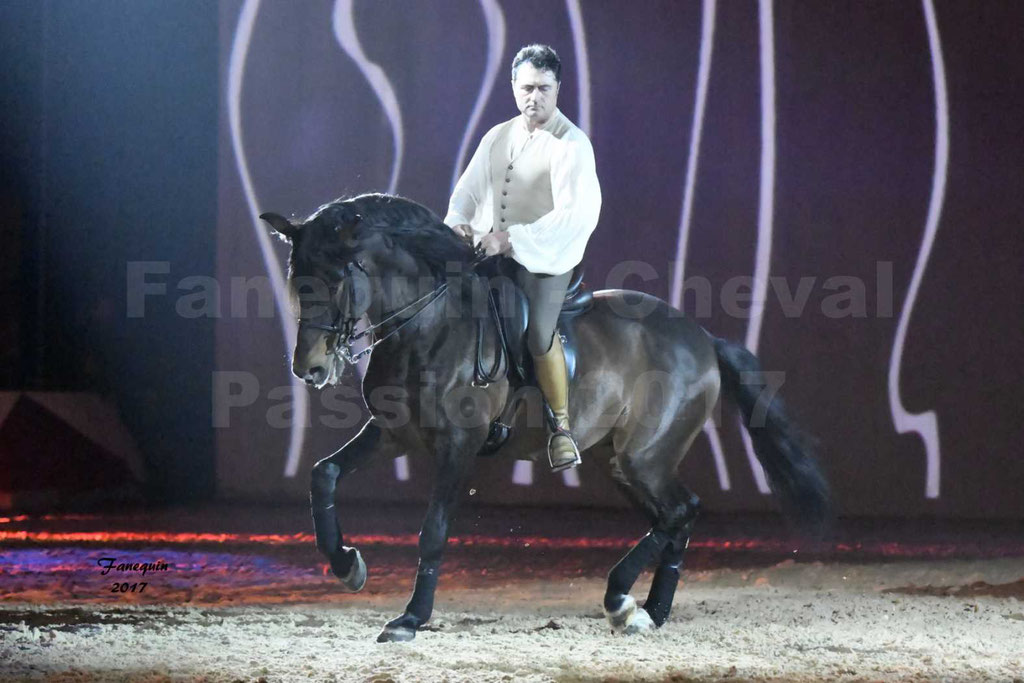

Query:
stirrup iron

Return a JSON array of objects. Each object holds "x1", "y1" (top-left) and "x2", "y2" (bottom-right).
[{"x1": 547, "y1": 428, "x2": 581, "y2": 473}]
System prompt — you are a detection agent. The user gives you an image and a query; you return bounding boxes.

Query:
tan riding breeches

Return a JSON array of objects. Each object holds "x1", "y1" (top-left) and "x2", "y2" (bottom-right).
[{"x1": 514, "y1": 264, "x2": 572, "y2": 356}]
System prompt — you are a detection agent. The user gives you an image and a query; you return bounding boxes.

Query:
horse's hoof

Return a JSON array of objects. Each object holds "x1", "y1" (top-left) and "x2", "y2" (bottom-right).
[
  {"x1": 376, "y1": 624, "x2": 417, "y2": 643},
  {"x1": 624, "y1": 606, "x2": 655, "y2": 634},
  {"x1": 604, "y1": 594, "x2": 636, "y2": 632},
  {"x1": 604, "y1": 595, "x2": 654, "y2": 634},
  {"x1": 332, "y1": 547, "x2": 367, "y2": 593}
]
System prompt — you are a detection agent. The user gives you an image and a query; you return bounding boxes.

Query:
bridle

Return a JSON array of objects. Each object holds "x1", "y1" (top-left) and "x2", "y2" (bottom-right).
[
  {"x1": 297, "y1": 259, "x2": 450, "y2": 364},
  {"x1": 297, "y1": 244, "x2": 503, "y2": 386}
]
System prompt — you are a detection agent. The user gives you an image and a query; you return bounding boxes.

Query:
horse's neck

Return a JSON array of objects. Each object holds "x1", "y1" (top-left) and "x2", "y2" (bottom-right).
[
  {"x1": 365, "y1": 270, "x2": 479, "y2": 374},
  {"x1": 365, "y1": 263, "x2": 434, "y2": 324}
]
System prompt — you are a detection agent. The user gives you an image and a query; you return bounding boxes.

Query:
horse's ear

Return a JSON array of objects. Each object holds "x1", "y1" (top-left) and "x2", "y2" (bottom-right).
[{"x1": 260, "y1": 212, "x2": 299, "y2": 242}]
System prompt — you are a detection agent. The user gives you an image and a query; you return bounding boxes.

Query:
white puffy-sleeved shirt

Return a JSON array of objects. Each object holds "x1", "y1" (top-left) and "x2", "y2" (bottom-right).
[{"x1": 444, "y1": 109, "x2": 601, "y2": 275}]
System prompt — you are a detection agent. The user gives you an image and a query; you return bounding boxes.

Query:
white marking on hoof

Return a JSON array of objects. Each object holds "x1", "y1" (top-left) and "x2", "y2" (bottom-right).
[
  {"x1": 624, "y1": 606, "x2": 655, "y2": 634},
  {"x1": 604, "y1": 596, "x2": 655, "y2": 634},
  {"x1": 604, "y1": 595, "x2": 634, "y2": 632}
]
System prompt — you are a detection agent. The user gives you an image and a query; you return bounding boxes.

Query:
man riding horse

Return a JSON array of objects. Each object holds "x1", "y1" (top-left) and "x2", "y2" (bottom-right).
[
  {"x1": 259, "y1": 43, "x2": 830, "y2": 644},
  {"x1": 445, "y1": 44, "x2": 600, "y2": 473}
]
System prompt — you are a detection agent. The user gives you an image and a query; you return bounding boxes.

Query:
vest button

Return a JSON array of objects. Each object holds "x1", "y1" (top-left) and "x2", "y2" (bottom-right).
[
  {"x1": 502, "y1": 190, "x2": 507, "y2": 196},
  {"x1": 507, "y1": 164, "x2": 514, "y2": 170},
  {"x1": 501, "y1": 204, "x2": 506, "y2": 209},
  {"x1": 504, "y1": 177, "x2": 511, "y2": 183},
  {"x1": 500, "y1": 217, "x2": 506, "y2": 222}
]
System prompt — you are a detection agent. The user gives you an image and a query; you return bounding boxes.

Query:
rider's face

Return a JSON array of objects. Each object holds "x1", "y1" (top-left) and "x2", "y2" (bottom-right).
[{"x1": 512, "y1": 63, "x2": 559, "y2": 130}]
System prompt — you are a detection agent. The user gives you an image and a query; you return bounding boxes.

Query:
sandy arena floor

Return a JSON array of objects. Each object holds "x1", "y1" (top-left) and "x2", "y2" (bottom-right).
[{"x1": 1, "y1": 506, "x2": 1022, "y2": 682}]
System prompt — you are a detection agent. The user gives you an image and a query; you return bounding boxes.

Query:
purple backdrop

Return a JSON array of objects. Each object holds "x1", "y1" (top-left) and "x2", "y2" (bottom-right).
[{"x1": 215, "y1": 0, "x2": 1024, "y2": 518}]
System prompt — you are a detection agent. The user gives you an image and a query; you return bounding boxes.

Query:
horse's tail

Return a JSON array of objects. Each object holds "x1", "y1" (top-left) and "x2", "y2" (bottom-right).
[{"x1": 713, "y1": 337, "x2": 833, "y2": 531}]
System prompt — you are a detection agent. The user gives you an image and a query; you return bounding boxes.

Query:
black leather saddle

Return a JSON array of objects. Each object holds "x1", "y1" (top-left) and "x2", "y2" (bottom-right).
[
  {"x1": 476, "y1": 256, "x2": 592, "y2": 383},
  {"x1": 472, "y1": 256, "x2": 593, "y2": 455}
]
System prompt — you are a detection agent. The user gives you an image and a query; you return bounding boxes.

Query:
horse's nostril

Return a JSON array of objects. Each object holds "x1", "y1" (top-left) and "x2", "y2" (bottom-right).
[{"x1": 308, "y1": 366, "x2": 327, "y2": 384}]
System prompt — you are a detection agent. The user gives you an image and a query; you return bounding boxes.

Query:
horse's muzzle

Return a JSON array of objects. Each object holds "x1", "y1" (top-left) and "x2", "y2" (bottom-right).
[{"x1": 298, "y1": 365, "x2": 328, "y2": 387}]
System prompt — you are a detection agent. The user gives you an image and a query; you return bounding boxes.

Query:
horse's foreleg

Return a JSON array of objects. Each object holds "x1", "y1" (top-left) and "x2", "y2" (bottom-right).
[
  {"x1": 311, "y1": 419, "x2": 386, "y2": 591},
  {"x1": 377, "y1": 448, "x2": 475, "y2": 643}
]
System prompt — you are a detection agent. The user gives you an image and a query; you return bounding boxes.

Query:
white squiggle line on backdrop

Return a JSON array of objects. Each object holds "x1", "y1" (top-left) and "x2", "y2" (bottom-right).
[
  {"x1": 703, "y1": 421, "x2": 729, "y2": 490},
  {"x1": 332, "y1": 0, "x2": 410, "y2": 479},
  {"x1": 512, "y1": 459, "x2": 581, "y2": 488},
  {"x1": 332, "y1": 0, "x2": 404, "y2": 193},
  {"x1": 562, "y1": 463, "x2": 581, "y2": 488},
  {"x1": 552, "y1": 0, "x2": 591, "y2": 491},
  {"x1": 666, "y1": 0, "x2": 730, "y2": 491},
  {"x1": 228, "y1": 0, "x2": 309, "y2": 478},
  {"x1": 888, "y1": 0, "x2": 947, "y2": 499},
  {"x1": 565, "y1": 0, "x2": 591, "y2": 135},
  {"x1": 671, "y1": 0, "x2": 716, "y2": 306},
  {"x1": 738, "y1": 0, "x2": 776, "y2": 495},
  {"x1": 513, "y1": 460, "x2": 532, "y2": 486},
  {"x1": 451, "y1": 0, "x2": 505, "y2": 188}
]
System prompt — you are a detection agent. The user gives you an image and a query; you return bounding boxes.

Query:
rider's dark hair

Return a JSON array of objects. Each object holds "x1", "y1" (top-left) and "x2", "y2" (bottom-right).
[{"x1": 511, "y1": 44, "x2": 561, "y2": 83}]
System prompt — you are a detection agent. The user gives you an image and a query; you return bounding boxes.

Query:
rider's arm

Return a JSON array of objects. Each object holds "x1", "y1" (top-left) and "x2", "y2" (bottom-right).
[
  {"x1": 504, "y1": 132, "x2": 601, "y2": 275},
  {"x1": 444, "y1": 126, "x2": 500, "y2": 235}
]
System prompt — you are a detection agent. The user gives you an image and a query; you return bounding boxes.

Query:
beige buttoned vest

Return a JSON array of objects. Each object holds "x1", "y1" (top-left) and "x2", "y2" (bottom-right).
[{"x1": 488, "y1": 112, "x2": 572, "y2": 233}]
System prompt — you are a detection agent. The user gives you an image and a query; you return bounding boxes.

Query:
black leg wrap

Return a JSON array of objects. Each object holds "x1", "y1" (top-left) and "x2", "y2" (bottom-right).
[
  {"x1": 643, "y1": 541, "x2": 685, "y2": 627},
  {"x1": 311, "y1": 461, "x2": 343, "y2": 556},
  {"x1": 311, "y1": 498, "x2": 360, "y2": 583},
  {"x1": 377, "y1": 562, "x2": 439, "y2": 643},
  {"x1": 604, "y1": 530, "x2": 671, "y2": 613},
  {"x1": 405, "y1": 561, "x2": 441, "y2": 624},
  {"x1": 311, "y1": 504, "x2": 342, "y2": 555}
]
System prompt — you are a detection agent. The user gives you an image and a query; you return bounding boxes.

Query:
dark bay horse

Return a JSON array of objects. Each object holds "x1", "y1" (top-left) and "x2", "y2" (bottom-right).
[{"x1": 261, "y1": 193, "x2": 830, "y2": 642}]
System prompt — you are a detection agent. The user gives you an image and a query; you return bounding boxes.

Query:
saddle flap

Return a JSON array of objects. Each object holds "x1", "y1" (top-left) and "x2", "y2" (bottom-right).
[
  {"x1": 475, "y1": 260, "x2": 591, "y2": 456},
  {"x1": 480, "y1": 260, "x2": 591, "y2": 384},
  {"x1": 490, "y1": 274, "x2": 529, "y2": 380}
]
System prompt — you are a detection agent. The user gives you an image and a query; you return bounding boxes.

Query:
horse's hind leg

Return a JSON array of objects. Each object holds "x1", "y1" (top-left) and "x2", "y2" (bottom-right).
[
  {"x1": 643, "y1": 490, "x2": 699, "y2": 627},
  {"x1": 604, "y1": 472, "x2": 700, "y2": 633}
]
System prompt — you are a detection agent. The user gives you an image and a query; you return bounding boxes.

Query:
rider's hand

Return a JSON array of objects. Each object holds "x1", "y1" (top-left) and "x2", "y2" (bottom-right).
[
  {"x1": 479, "y1": 231, "x2": 512, "y2": 256},
  {"x1": 450, "y1": 223, "x2": 473, "y2": 242}
]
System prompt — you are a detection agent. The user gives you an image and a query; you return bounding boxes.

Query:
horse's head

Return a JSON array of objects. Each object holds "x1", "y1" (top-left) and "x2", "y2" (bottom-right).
[
  {"x1": 262, "y1": 193, "x2": 473, "y2": 388},
  {"x1": 261, "y1": 202, "x2": 365, "y2": 386}
]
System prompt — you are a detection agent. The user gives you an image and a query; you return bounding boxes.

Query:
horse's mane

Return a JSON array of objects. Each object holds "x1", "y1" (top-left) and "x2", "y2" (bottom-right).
[{"x1": 300, "y1": 193, "x2": 475, "y2": 279}]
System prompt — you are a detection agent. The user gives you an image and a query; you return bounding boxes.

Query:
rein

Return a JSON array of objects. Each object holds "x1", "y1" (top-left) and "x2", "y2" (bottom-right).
[
  {"x1": 299, "y1": 246, "x2": 507, "y2": 386},
  {"x1": 343, "y1": 283, "x2": 450, "y2": 363},
  {"x1": 298, "y1": 260, "x2": 450, "y2": 364},
  {"x1": 468, "y1": 248, "x2": 508, "y2": 387},
  {"x1": 473, "y1": 286, "x2": 507, "y2": 387}
]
